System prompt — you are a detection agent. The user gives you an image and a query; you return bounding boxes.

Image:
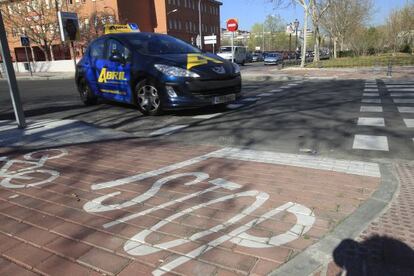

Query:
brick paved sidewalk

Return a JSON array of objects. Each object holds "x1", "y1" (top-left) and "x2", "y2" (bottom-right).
[
  {"x1": 0, "y1": 140, "x2": 382, "y2": 275},
  {"x1": 313, "y1": 162, "x2": 414, "y2": 276}
]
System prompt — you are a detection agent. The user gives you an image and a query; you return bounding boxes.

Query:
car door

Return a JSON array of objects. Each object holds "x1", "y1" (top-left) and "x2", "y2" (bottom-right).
[
  {"x1": 96, "y1": 38, "x2": 132, "y2": 103},
  {"x1": 88, "y1": 39, "x2": 106, "y2": 95}
]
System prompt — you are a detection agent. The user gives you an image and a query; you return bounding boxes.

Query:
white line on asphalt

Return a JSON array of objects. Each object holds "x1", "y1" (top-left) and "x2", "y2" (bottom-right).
[
  {"x1": 288, "y1": 83, "x2": 299, "y2": 86},
  {"x1": 390, "y1": 93, "x2": 414, "y2": 97},
  {"x1": 149, "y1": 125, "x2": 188, "y2": 136},
  {"x1": 360, "y1": 106, "x2": 383, "y2": 113},
  {"x1": 280, "y1": 86, "x2": 290, "y2": 89},
  {"x1": 363, "y1": 93, "x2": 379, "y2": 97},
  {"x1": 394, "y1": 99, "x2": 414, "y2": 104},
  {"x1": 258, "y1": 93, "x2": 273, "y2": 97},
  {"x1": 403, "y1": 119, "x2": 414, "y2": 128},
  {"x1": 242, "y1": 97, "x2": 260, "y2": 102},
  {"x1": 388, "y1": 88, "x2": 414, "y2": 92},
  {"x1": 397, "y1": 107, "x2": 414, "y2": 113},
  {"x1": 211, "y1": 148, "x2": 381, "y2": 177},
  {"x1": 364, "y1": 89, "x2": 379, "y2": 92},
  {"x1": 385, "y1": 85, "x2": 414, "y2": 88},
  {"x1": 8, "y1": 194, "x2": 19, "y2": 199},
  {"x1": 353, "y1": 135, "x2": 389, "y2": 151},
  {"x1": 227, "y1": 103, "x2": 244, "y2": 109},
  {"x1": 357, "y1": 117, "x2": 385, "y2": 127},
  {"x1": 270, "y1": 89, "x2": 283, "y2": 92},
  {"x1": 192, "y1": 113, "x2": 222, "y2": 119},
  {"x1": 362, "y1": 99, "x2": 382, "y2": 104}
]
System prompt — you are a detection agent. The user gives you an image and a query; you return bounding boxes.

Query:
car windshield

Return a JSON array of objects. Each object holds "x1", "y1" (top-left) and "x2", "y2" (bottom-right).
[
  {"x1": 268, "y1": 53, "x2": 278, "y2": 57},
  {"x1": 220, "y1": 47, "x2": 232, "y2": 52},
  {"x1": 128, "y1": 34, "x2": 201, "y2": 55}
]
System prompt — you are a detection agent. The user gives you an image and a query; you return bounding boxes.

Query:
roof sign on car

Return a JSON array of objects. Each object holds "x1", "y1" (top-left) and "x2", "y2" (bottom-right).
[{"x1": 104, "y1": 23, "x2": 140, "y2": 34}]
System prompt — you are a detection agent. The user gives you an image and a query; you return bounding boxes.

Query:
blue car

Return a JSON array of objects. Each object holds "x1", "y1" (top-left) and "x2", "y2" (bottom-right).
[
  {"x1": 264, "y1": 53, "x2": 283, "y2": 65},
  {"x1": 76, "y1": 33, "x2": 242, "y2": 115}
]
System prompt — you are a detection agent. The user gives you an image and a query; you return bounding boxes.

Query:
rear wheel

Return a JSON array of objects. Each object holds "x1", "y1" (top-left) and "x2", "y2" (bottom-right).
[
  {"x1": 78, "y1": 78, "x2": 97, "y2": 105},
  {"x1": 135, "y1": 80, "x2": 164, "y2": 116}
]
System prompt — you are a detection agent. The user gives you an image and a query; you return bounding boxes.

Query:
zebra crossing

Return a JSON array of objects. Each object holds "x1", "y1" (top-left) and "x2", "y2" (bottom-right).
[{"x1": 353, "y1": 79, "x2": 414, "y2": 152}]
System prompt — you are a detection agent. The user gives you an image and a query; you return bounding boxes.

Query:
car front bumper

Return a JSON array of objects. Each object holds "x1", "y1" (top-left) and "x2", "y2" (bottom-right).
[{"x1": 161, "y1": 75, "x2": 242, "y2": 109}]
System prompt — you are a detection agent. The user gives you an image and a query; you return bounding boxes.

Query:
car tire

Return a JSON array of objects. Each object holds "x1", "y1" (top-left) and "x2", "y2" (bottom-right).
[
  {"x1": 135, "y1": 79, "x2": 164, "y2": 116},
  {"x1": 78, "y1": 78, "x2": 97, "y2": 106}
]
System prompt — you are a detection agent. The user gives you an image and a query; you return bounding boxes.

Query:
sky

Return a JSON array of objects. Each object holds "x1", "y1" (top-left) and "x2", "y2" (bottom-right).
[{"x1": 219, "y1": 0, "x2": 410, "y2": 31}]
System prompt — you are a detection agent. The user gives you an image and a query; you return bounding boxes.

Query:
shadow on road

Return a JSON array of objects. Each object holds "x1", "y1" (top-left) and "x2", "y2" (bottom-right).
[{"x1": 333, "y1": 235, "x2": 414, "y2": 275}]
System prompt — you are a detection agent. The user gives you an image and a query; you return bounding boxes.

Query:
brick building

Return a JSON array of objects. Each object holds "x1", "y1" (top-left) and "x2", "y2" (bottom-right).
[{"x1": 0, "y1": 0, "x2": 222, "y2": 62}]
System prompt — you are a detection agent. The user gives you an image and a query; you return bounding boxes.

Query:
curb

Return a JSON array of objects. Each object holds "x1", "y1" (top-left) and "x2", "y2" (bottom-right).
[
  {"x1": 0, "y1": 75, "x2": 75, "y2": 81},
  {"x1": 269, "y1": 162, "x2": 399, "y2": 276}
]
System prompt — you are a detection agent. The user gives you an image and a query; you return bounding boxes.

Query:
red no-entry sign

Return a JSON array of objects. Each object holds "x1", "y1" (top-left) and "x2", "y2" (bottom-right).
[{"x1": 226, "y1": 18, "x2": 238, "y2": 32}]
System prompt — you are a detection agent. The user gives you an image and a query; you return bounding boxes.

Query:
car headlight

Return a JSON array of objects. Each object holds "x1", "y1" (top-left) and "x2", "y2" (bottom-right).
[
  {"x1": 232, "y1": 63, "x2": 240, "y2": 74},
  {"x1": 154, "y1": 64, "x2": 200, "y2": 78}
]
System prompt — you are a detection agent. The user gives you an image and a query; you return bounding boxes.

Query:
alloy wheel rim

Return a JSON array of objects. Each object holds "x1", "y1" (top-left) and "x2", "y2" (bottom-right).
[{"x1": 137, "y1": 85, "x2": 160, "y2": 112}]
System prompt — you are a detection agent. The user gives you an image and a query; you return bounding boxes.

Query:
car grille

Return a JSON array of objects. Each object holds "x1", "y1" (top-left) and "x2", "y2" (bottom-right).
[{"x1": 191, "y1": 85, "x2": 241, "y2": 99}]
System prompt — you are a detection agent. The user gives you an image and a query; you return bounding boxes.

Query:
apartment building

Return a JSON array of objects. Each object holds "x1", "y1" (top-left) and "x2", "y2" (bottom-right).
[{"x1": 0, "y1": 0, "x2": 221, "y2": 62}]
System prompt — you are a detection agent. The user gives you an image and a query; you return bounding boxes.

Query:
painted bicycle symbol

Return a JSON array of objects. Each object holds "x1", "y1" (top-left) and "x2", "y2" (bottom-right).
[
  {"x1": 0, "y1": 149, "x2": 68, "y2": 189},
  {"x1": 83, "y1": 148, "x2": 317, "y2": 276}
]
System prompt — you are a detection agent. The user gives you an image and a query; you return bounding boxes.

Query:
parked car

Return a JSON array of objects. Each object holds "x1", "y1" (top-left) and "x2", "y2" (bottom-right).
[
  {"x1": 217, "y1": 46, "x2": 247, "y2": 65},
  {"x1": 246, "y1": 51, "x2": 253, "y2": 63},
  {"x1": 264, "y1": 52, "x2": 283, "y2": 65},
  {"x1": 252, "y1": 52, "x2": 263, "y2": 62}
]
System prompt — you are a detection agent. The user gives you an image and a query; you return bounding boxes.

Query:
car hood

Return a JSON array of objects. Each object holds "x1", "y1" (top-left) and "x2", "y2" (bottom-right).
[{"x1": 151, "y1": 52, "x2": 236, "y2": 79}]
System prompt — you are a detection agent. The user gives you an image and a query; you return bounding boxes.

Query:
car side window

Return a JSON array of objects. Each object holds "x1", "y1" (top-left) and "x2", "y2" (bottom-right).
[
  {"x1": 90, "y1": 39, "x2": 105, "y2": 60},
  {"x1": 107, "y1": 39, "x2": 131, "y2": 62}
]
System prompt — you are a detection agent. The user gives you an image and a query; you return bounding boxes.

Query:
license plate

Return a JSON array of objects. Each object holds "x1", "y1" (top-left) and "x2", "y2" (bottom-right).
[{"x1": 212, "y1": 94, "x2": 236, "y2": 104}]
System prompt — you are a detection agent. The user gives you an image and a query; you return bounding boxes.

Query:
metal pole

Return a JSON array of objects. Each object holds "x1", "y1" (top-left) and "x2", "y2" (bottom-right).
[
  {"x1": 198, "y1": 0, "x2": 202, "y2": 50},
  {"x1": 23, "y1": 46, "x2": 32, "y2": 77},
  {"x1": 231, "y1": 31, "x2": 234, "y2": 63},
  {"x1": 71, "y1": 41, "x2": 77, "y2": 69},
  {"x1": 289, "y1": 33, "x2": 292, "y2": 52},
  {"x1": 0, "y1": 11, "x2": 26, "y2": 128}
]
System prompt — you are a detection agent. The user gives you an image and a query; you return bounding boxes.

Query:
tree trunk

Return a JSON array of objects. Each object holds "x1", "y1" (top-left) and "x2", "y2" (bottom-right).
[
  {"x1": 301, "y1": 7, "x2": 308, "y2": 68},
  {"x1": 333, "y1": 38, "x2": 337, "y2": 58},
  {"x1": 50, "y1": 44, "x2": 55, "y2": 61},
  {"x1": 314, "y1": 25, "x2": 320, "y2": 62}
]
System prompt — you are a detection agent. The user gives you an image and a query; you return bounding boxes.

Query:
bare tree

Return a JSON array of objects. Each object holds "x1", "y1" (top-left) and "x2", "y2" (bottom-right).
[
  {"x1": 320, "y1": 0, "x2": 373, "y2": 58},
  {"x1": 310, "y1": 0, "x2": 330, "y2": 62},
  {"x1": 386, "y1": 3, "x2": 414, "y2": 54},
  {"x1": 0, "y1": 0, "x2": 77, "y2": 61}
]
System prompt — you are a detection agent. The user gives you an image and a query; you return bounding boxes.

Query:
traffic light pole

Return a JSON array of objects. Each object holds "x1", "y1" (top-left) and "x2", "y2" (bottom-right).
[{"x1": 0, "y1": 11, "x2": 26, "y2": 128}]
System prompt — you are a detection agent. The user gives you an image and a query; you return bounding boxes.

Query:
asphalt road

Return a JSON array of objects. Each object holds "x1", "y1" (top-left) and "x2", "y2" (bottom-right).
[{"x1": 1, "y1": 77, "x2": 413, "y2": 161}]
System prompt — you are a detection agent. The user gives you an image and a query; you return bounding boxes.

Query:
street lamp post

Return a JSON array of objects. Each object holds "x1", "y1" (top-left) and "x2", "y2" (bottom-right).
[
  {"x1": 294, "y1": 19, "x2": 299, "y2": 51},
  {"x1": 198, "y1": 0, "x2": 202, "y2": 50}
]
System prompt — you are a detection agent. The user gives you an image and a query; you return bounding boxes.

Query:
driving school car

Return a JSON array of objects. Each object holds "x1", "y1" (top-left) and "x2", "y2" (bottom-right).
[{"x1": 75, "y1": 32, "x2": 242, "y2": 115}]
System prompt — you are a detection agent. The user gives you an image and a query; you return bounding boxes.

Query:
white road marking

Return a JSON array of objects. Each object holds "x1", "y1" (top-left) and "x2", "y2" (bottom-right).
[
  {"x1": 149, "y1": 125, "x2": 188, "y2": 136},
  {"x1": 398, "y1": 107, "x2": 414, "y2": 113},
  {"x1": 288, "y1": 83, "x2": 299, "y2": 86},
  {"x1": 226, "y1": 103, "x2": 244, "y2": 109},
  {"x1": 192, "y1": 113, "x2": 222, "y2": 119},
  {"x1": 280, "y1": 86, "x2": 290, "y2": 89},
  {"x1": 388, "y1": 88, "x2": 414, "y2": 92},
  {"x1": 362, "y1": 99, "x2": 381, "y2": 104},
  {"x1": 390, "y1": 93, "x2": 414, "y2": 97},
  {"x1": 385, "y1": 85, "x2": 414, "y2": 88},
  {"x1": 360, "y1": 106, "x2": 383, "y2": 113},
  {"x1": 363, "y1": 93, "x2": 379, "y2": 97},
  {"x1": 394, "y1": 99, "x2": 414, "y2": 104},
  {"x1": 353, "y1": 135, "x2": 389, "y2": 151},
  {"x1": 270, "y1": 89, "x2": 283, "y2": 92},
  {"x1": 8, "y1": 194, "x2": 19, "y2": 199},
  {"x1": 364, "y1": 89, "x2": 379, "y2": 92},
  {"x1": 403, "y1": 119, "x2": 414, "y2": 128},
  {"x1": 242, "y1": 97, "x2": 260, "y2": 102},
  {"x1": 258, "y1": 93, "x2": 273, "y2": 97},
  {"x1": 357, "y1": 117, "x2": 385, "y2": 127}
]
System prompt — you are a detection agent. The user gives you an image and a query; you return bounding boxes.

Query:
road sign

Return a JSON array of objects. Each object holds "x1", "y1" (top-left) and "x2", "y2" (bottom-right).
[
  {"x1": 20, "y1": 36, "x2": 30, "y2": 47},
  {"x1": 226, "y1": 18, "x2": 238, "y2": 32},
  {"x1": 196, "y1": 35, "x2": 202, "y2": 48},
  {"x1": 57, "y1": 11, "x2": 80, "y2": 42},
  {"x1": 204, "y1": 35, "x2": 217, "y2": 45}
]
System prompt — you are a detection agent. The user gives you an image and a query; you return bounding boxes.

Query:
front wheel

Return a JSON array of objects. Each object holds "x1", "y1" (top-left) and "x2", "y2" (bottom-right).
[{"x1": 135, "y1": 80, "x2": 164, "y2": 116}]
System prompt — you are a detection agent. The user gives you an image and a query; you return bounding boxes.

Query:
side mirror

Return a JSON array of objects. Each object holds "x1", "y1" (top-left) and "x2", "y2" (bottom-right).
[{"x1": 110, "y1": 51, "x2": 125, "y2": 64}]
